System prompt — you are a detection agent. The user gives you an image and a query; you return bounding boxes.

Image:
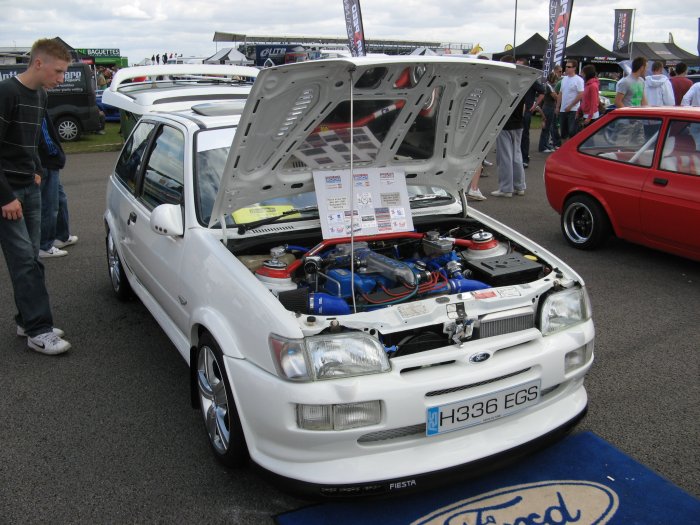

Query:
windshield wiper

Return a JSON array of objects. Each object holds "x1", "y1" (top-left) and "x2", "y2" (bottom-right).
[
  {"x1": 408, "y1": 194, "x2": 454, "y2": 208},
  {"x1": 236, "y1": 206, "x2": 318, "y2": 235}
]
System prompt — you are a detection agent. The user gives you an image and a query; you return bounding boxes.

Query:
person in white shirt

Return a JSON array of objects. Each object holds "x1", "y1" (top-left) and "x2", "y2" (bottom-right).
[
  {"x1": 644, "y1": 61, "x2": 675, "y2": 106},
  {"x1": 681, "y1": 83, "x2": 700, "y2": 107},
  {"x1": 556, "y1": 59, "x2": 584, "y2": 142}
]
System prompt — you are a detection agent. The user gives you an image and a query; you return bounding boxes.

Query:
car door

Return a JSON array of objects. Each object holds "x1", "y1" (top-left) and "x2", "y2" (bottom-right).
[
  {"x1": 127, "y1": 122, "x2": 190, "y2": 332},
  {"x1": 575, "y1": 115, "x2": 664, "y2": 240},
  {"x1": 110, "y1": 119, "x2": 156, "y2": 275},
  {"x1": 640, "y1": 119, "x2": 700, "y2": 254}
]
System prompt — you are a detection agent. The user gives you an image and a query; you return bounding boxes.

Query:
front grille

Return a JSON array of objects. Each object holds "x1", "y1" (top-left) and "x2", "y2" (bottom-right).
[
  {"x1": 358, "y1": 424, "x2": 425, "y2": 443},
  {"x1": 479, "y1": 308, "x2": 535, "y2": 338},
  {"x1": 426, "y1": 368, "x2": 531, "y2": 397}
]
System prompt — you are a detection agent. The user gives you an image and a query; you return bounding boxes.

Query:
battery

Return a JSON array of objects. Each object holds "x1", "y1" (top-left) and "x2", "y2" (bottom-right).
[{"x1": 464, "y1": 253, "x2": 542, "y2": 286}]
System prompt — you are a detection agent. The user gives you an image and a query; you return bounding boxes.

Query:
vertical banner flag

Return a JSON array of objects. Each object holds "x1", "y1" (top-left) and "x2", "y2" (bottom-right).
[
  {"x1": 613, "y1": 9, "x2": 634, "y2": 54},
  {"x1": 697, "y1": 18, "x2": 699, "y2": 55},
  {"x1": 343, "y1": 0, "x2": 367, "y2": 57},
  {"x1": 543, "y1": 0, "x2": 575, "y2": 81}
]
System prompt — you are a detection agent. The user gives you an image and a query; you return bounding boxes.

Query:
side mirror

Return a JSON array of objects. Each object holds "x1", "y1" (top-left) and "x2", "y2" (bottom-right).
[{"x1": 150, "y1": 204, "x2": 184, "y2": 236}]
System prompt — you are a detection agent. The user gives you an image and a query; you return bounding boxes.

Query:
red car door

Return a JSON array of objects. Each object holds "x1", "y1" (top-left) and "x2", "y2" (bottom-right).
[{"x1": 640, "y1": 119, "x2": 700, "y2": 258}]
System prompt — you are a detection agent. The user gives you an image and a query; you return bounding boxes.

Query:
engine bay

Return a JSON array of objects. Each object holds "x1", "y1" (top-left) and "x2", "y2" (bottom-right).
[{"x1": 232, "y1": 220, "x2": 552, "y2": 318}]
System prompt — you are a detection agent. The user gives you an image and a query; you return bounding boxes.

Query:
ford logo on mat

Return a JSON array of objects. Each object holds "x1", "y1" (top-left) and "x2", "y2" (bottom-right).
[
  {"x1": 412, "y1": 480, "x2": 619, "y2": 525},
  {"x1": 469, "y1": 352, "x2": 490, "y2": 363}
]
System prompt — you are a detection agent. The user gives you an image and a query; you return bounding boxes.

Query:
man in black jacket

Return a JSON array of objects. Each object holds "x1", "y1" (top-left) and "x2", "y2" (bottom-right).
[
  {"x1": 0, "y1": 38, "x2": 72, "y2": 355},
  {"x1": 38, "y1": 114, "x2": 78, "y2": 258}
]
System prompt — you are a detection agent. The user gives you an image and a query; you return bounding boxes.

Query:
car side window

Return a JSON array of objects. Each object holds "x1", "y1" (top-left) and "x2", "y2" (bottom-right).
[
  {"x1": 114, "y1": 121, "x2": 155, "y2": 192},
  {"x1": 578, "y1": 117, "x2": 662, "y2": 168},
  {"x1": 139, "y1": 125, "x2": 185, "y2": 210},
  {"x1": 659, "y1": 120, "x2": 700, "y2": 177}
]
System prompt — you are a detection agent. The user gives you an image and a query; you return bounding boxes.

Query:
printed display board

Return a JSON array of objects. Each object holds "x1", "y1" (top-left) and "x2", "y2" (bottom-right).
[{"x1": 313, "y1": 168, "x2": 414, "y2": 239}]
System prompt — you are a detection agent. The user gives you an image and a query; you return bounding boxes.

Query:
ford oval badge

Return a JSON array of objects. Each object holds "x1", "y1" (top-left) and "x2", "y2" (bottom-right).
[{"x1": 470, "y1": 352, "x2": 490, "y2": 363}]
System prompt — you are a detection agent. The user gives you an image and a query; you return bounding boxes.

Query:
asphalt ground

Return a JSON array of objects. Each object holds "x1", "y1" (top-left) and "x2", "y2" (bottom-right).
[{"x1": 1, "y1": 133, "x2": 698, "y2": 522}]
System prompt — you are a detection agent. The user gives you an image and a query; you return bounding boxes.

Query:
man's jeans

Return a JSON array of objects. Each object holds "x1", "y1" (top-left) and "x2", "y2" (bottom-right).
[
  {"x1": 0, "y1": 183, "x2": 54, "y2": 336},
  {"x1": 496, "y1": 128, "x2": 526, "y2": 193},
  {"x1": 40, "y1": 168, "x2": 70, "y2": 251}
]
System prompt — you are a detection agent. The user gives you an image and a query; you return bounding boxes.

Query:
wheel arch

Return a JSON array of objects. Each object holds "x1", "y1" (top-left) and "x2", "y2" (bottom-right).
[
  {"x1": 188, "y1": 312, "x2": 245, "y2": 408},
  {"x1": 563, "y1": 188, "x2": 619, "y2": 238}
]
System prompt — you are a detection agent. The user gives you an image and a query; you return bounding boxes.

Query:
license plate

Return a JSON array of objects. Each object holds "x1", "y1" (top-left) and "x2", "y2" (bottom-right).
[{"x1": 426, "y1": 379, "x2": 541, "y2": 436}]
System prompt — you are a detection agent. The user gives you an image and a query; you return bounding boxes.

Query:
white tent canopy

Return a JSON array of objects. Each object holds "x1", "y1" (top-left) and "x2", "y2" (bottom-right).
[{"x1": 204, "y1": 48, "x2": 252, "y2": 65}]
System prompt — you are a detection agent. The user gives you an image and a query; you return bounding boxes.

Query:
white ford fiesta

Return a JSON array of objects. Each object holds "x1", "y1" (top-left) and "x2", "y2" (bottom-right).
[{"x1": 103, "y1": 57, "x2": 594, "y2": 498}]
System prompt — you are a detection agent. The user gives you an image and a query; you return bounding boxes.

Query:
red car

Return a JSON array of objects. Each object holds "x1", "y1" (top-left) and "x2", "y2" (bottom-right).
[{"x1": 545, "y1": 106, "x2": 700, "y2": 261}]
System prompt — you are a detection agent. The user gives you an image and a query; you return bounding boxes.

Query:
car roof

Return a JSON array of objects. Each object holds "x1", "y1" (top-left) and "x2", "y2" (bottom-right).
[{"x1": 610, "y1": 106, "x2": 700, "y2": 118}]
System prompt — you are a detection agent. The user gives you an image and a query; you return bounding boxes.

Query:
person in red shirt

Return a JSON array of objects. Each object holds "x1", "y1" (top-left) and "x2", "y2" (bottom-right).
[
  {"x1": 670, "y1": 62, "x2": 693, "y2": 106},
  {"x1": 580, "y1": 64, "x2": 600, "y2": 127}
]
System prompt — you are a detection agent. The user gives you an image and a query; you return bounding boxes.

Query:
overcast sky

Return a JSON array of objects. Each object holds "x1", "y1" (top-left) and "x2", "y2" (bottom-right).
[{"x1": 1, "y1": 0, "x2": 698, "y2": 64}]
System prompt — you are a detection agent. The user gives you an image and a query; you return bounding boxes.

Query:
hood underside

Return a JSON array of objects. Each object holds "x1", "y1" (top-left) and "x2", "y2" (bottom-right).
[{"x1": 211, "y1": 56, "x2": 539, "y2": 226}]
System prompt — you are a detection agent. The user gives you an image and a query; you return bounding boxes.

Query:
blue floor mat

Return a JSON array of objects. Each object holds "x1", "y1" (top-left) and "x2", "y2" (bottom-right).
[{"x1": 275, "y1": 431, "x2": 699, "y2": 525}]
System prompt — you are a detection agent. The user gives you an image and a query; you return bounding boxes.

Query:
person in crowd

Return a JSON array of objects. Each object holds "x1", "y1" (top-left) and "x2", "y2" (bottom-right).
[
  {"x1": 38, "y1": 114, "x2": 78, "y2": 258},
  {"x1": 579, "y1": 64, "x2": 600, "y2": 127},
  {"x1": 516, "y1": 58, "x2": 545, "y2": 168},
  {"x1": 0, "y1": 38, "x2": 72, "y2": 355},
  {"x1": 557, "y1": 59, "x2": 584, "y2": 143},
  {"x1": 681, "y1": 82, "x2": 700, "y2": 106},
  {"x1": 670, "y1": 62, "x2": 693, "y2": 106},
  {"x1": 615, "y1": 56, "x2": 648, "y2": 108},
  {"x1": 96, "y1": 66, "x2": 107, "y2": 89},
  {"x1": 645, "y1": 61, "x2": 675, "y2": 106},
  {"x1": 492, "y1": 55, "x2": 526, "y2": 198},
  {"x1": 538, "y1": 71, "x2": 559, "y2": 153}
]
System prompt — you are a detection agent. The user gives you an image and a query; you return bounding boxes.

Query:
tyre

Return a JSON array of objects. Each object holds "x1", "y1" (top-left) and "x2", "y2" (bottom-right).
[
  {"x1": 106, "y1": 229, "x2": 133, "y2": 300},
  {"x1": 196, "y1": 333, "x2": 249, "y2": 467},
  {"x1": 55, "y1": 116, "x2": 81, "y2": 142},
  {"x1": 561, "y1": 194, "x2": 611, "y2": 249}
]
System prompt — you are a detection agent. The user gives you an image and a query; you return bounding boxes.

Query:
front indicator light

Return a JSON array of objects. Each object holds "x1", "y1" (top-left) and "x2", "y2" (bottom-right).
[
  {"x1": 565, "y1": 342, "x2": 593, "y2": 373},
  {"x1": 297, "y1": 401, "x2": 381, "y2": 431}
]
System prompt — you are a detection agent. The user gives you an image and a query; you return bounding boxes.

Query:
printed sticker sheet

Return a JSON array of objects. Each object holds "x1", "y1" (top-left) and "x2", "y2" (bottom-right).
[{"x1": 313, "y1": 168, "x2": 414, "y2": 239}]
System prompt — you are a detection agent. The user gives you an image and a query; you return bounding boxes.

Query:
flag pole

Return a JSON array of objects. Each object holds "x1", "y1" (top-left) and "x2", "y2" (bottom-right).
[
  {"x1": 513, "y1": 0, "x2": 518, "y2": 57},
  {"x1": 629, "y1": 8, "x2": 636, "y2": 59}
]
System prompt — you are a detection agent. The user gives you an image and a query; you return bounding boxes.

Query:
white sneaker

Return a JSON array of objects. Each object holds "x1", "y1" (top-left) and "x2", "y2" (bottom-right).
[
  {"x1": 53, "y1": 235, "x2": 78, "y2": 249},
  {"x1": 515, "y1": 190, "x2": 525, "y2": 196},
  {"x1": 490, "y1": 190, "x2": 513, "y2": 198},
  {"x1": 17, "y1": 325, "x2": 65, "y2": 338},
  {"x1": 467, "y1": 188, "x2": 487, "y2": 201},
  {"x1": 39, "y1": 246, "x2": 68, "y2": 258},
  {"x1": 27, "y1": 332, "x2": 71, "y2": 355}
]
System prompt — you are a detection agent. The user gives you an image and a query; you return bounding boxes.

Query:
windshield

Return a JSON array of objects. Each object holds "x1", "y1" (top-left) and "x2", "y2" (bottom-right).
[{"x1": 195, "y1": 128, "x2": 456, "y2": 228}]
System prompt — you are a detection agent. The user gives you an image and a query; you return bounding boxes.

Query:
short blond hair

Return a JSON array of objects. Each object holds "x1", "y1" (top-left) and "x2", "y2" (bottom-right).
[{"x1": 29, "y1": 38, "x2": 71, "y2": 64}]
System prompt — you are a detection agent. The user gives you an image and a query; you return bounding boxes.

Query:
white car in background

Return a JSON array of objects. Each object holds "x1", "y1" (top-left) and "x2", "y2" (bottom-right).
[{"x1": 104, "y1": 57, "x2": 594, "y2": 498}]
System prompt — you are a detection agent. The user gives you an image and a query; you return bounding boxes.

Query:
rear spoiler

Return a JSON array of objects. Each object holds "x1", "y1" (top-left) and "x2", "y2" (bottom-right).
[
  {"x1": 103, "y1": 64, "x2": 260, "y2": 115},
  {"x1": 108, "y1": 64, "x2": 259, "y2": 92}
]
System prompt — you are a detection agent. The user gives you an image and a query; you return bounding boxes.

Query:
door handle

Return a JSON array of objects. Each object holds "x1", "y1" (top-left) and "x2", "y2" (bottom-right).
[
  {"x1": 127, "y1": 211, "x2": 137, "y2": 225},
  {"x1": 653, "y1": 177, "x2": 668, "y2": 187}
]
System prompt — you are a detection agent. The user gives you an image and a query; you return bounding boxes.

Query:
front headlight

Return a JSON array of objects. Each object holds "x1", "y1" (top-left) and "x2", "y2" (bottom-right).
[
  {"x1": 539, "y1": 286, "x2": 591, "y2": 336},
  {"x1": 270, "y1": 332, "x2": 390, "y2": 381}
]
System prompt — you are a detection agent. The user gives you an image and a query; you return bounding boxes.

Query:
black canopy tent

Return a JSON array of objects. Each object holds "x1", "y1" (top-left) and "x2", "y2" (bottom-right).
[
  {"x1": 564, "y1": 35, "x2": 619, "y2": 74},
  {"x1": 615, "y1": 41, "x2": 700, "y2": 67},
  {"x1": 492, "y1": 33, "x2": 547, "y2": 67}
]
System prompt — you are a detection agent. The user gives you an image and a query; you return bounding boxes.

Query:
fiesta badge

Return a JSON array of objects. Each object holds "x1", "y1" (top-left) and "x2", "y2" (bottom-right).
[
  {"x1": 412, "y1": 480, "x2": 619, "y2": 525},
  {"x1": 469, "y1": 352, "x2": 491, "y2": 363}
]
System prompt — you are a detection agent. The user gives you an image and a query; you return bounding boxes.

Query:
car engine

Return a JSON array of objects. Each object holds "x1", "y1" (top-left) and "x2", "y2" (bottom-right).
[{"x1": 236, "y1": 224, "x2": 550, "y2": 318}]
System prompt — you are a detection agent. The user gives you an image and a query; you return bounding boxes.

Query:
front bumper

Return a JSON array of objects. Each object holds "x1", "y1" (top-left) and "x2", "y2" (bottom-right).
[
  {"x1": 223, "y1": 318, "x2": 593, "y2": 495},
  {"x1": 260, "y1": 406, "x2": 587, "y2": 499}
]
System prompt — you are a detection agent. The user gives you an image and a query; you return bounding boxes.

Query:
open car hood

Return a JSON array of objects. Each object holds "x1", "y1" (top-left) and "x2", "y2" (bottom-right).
[{"x1": 207, "y1": 56, "x2": 539, "y2": 226}]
